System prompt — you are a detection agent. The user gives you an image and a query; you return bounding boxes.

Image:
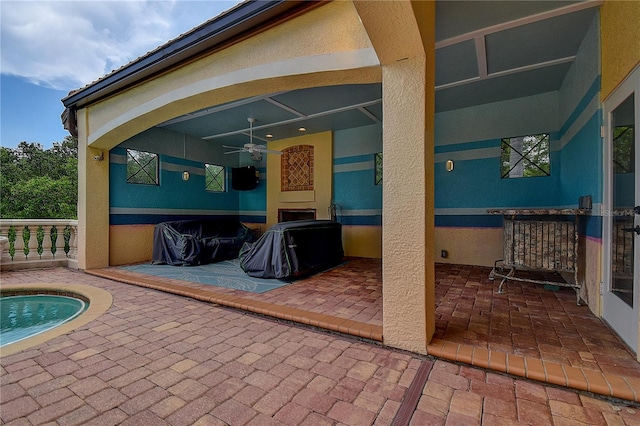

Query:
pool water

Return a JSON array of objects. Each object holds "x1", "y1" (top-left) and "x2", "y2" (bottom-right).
[{"x1": 0, "y1": 295, "x2": 87, "y2": 347}]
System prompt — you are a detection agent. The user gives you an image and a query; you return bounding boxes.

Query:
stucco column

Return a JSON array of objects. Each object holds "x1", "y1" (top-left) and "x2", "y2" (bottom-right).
[
  {"x1": 77, "y1": 108, "x2": 110, "y2": 269},
  {"x1": 382, "y1": 56, "x2": 435, "y2": 352},
  {"x1": 354, "y1": 0, "x2": 435, "y2": 352}
]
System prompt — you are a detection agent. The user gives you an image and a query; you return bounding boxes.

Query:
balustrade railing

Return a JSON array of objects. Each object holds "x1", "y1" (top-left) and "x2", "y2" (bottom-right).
[{"x1": 0, "y1": 219, "x2": 78, "y2": 270}]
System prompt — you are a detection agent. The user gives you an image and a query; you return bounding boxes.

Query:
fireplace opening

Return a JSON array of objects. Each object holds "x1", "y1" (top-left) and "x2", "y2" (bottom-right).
[{"x1": 278, "y1": 209, "x2": 316, "y2": 222}]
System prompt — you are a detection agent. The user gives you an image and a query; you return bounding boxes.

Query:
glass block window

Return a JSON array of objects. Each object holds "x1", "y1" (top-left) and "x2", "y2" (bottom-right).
[
  {"x1": 501, "y1": 133, "x2": 550, "y2": 178},
  {"x1": 127, "y1": 149, "x2": 159, "y2": 185},
  {"x1": 205, "y1": 163, "x2": 225, "y2": 192},
  {"x1": 375, "y1": 152, "x2": 383, "y2": 185}
]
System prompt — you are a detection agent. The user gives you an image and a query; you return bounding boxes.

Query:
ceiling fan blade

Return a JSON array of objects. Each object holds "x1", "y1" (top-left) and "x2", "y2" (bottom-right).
[
  {"x1": 223, "y1": 145, "x2": 243, "y2": 149},
  {"x1": 253, "y1": 145, "x2": 282, "y2": 155},
  {"x1": 224, "y1": 149, "x2": 245, "y2": 154}
]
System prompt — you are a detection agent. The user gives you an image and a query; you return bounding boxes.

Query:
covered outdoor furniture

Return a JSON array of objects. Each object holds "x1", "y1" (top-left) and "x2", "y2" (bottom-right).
[
  {"x1": 152, "y1": 219, "x2": 255, "y2": 266},
  {"x1": 488, "y1": 208, "x2": 587, "y2": 304},
  {"x1": 239, "y1": 220, "x2": 344, "y2": 279}
]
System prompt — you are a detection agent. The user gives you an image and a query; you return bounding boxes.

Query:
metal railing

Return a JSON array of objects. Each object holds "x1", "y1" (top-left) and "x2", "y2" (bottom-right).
[{"x1": 0, "y1": 219, "x2": 78, "y2": 271}]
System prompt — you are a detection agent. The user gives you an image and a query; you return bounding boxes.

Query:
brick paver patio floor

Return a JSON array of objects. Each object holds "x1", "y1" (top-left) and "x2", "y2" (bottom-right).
[{"x1": 2, "y1": 267, "x2": 639, "y2": 425}]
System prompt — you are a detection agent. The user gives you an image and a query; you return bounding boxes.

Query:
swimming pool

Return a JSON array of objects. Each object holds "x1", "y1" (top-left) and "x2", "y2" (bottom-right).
[{"x1": 1, "y1": 294, "x2": 87, "y2": 347}]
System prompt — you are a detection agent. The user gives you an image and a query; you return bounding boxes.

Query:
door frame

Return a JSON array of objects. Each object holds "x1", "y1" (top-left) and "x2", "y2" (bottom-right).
[{"x1": 602, "y1": 64, "x2": 640, "y2": 356}]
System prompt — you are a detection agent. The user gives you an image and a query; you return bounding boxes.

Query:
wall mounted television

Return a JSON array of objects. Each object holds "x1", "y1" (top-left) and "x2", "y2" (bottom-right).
[{"x1": 232, "y1": 166, "x2": 258, "y2": 191}]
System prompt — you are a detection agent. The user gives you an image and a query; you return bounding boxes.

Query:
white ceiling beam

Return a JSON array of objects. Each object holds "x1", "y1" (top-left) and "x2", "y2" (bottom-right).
[
  {"x1": 475, "y1": 36, "x2": 488, "y2": 78},
  {"x1": 435, "y1": 56, "x2": 576, "y2": 91},
  {"x1": 435, "y1": 0, "x2": 603, "y2": 50},
  {"x1": 264, "y1": 97, "x2": 306, "y2": 117},
  {"x1": 202, "y1": 99, "x2": 382, "y2": 140},
  {"x1": 158, "y1": 91, "x2": 288, "y2": 126},
  {"x1": 358, "y1": 106, "x2": 381, "y2": 123}
]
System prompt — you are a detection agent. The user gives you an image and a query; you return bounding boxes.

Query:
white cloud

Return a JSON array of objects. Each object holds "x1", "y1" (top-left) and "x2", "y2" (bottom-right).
[{"x1": 0, "y1": 0, "x2": 241, "y2": 91}]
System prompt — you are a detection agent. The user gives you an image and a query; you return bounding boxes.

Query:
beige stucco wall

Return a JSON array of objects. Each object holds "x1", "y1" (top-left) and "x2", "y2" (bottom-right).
[
  {"x1": 77, "y1": 109, "x2": 110, "y2": 270},
  {"x1": 84, "y1": 1, "x2": 380, "y2": 150},
  {"x1": 110, "y1": 225, "x2": 155, "y2": 266},
  {"x1": 342, "y1": 226, "x2": 382, "y2": 258},
  {"x1": 354, "y1": 0, "x2": 436, "y2": 352},
  {"x1": 381, "y1": 56, "x2": 434, "y2": 353},
  {"x1": 434, "y1": 227, "x2": 503, "y2": 267},
  {"x1": 600, "y1": 0, "x2": 640, "y2": 100}
]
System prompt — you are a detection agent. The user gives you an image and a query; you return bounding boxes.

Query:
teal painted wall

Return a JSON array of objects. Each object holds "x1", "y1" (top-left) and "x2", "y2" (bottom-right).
[
  {"x1": 110, "y1": 127, "x2": 247, "y2": 224},
  {"x1": 109, "y1": 13, "x2": 603, "y2": 238},
  {"x1": 557, "y1": 14, "x2": 602, "y2": 207},
  {"x1": 239, "y1": 165, "x2": 267, "y2": 222},
  {"x1": 333, "y1": 124, "x2": 383, "y2": 225},
  {"x1": 434, "y1": 91, "x2": 561, "y2": 223},
  {"x1": 109, "y1": 124, "x2": 384, "y2": 225},
  {"x1": 434, "y1": 13, "x2": 602, "y2": 234}
]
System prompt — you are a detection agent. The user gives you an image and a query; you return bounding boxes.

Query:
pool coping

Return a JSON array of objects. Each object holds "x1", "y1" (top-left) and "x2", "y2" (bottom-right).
[{"x1": 0, "y1": 283, "x2": 113, "y2": 357}]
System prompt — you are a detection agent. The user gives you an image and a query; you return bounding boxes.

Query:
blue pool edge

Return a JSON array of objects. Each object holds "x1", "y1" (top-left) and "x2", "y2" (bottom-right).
[{"x1": 0, "y1": 283, "x2": 113, "y2": 357}]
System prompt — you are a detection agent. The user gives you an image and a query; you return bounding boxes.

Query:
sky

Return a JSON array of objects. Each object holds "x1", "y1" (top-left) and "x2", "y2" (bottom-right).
[{"x1": 0, "y1": 0, "x2": 243, "y2": 149}]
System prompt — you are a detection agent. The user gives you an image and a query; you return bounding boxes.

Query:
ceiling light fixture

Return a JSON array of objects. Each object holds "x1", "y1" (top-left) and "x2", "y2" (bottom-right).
[
  {"x1": 266, "y1": 134, "x2": 273, "y2": 139},
  {"x1": 223, "y1": 118, "x2": 283, "y2": 161},
  {"x1": 298, "y1": 127, "x2": 306, "y2": 132}
]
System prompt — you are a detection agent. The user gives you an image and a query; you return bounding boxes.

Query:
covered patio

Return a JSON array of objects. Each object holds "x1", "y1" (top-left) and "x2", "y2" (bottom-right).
[{"x1": 49, "y1": 0, "x2": 640, "y2": 406}]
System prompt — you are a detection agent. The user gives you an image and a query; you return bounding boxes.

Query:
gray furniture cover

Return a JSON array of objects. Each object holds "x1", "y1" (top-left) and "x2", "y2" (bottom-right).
[
  {"x1": 239, "y1": 220, "x2": 344, "y2": 279},
  {"x1": 152, "y1": 219, "x2": 255, "y2": 266}
]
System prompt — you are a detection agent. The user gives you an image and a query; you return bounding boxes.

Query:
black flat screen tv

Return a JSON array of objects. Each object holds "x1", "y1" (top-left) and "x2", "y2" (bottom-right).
[{"x1": 232, "y1": 166, "x2": 258, "y2": 191}]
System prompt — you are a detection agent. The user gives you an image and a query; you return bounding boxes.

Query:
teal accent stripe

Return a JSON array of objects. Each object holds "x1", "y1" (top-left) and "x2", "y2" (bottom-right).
[
  {"x1": 334, "y1": 154, "x2": 374, "y2": 165},
  {"x1": 434, "y1": 147, "x2": 500, "y2": 163},
  {"x1": 162, "y1": 156, "x2": 201, "y2": 167},
  {"x1": 334, "y1": 162, "x2": 373, "y2": 173},
  {"x1": 559, "y1": 76, "x2": 600, "y2": 137}
]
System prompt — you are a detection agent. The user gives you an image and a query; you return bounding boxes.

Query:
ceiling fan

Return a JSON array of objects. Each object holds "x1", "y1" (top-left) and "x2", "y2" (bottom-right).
[{"x1": 224, "y1": 118, "x2": 282, "y2": 161}]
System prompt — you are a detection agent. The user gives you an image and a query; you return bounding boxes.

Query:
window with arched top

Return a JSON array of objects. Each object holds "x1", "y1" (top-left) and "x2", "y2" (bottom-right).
[{"x1": 281, "y1": 145, "x2": 314, "y2": 191}]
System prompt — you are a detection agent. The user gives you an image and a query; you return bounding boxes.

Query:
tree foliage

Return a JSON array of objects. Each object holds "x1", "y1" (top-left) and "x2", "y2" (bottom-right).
[
  {"x1": 613, "y1": 125, "x2": 634, "y2": 174},
  {"x1": 126, "y1": 149, "x2": 158, "y2": 185},
  {"x1": 501, "y1": 134, "x2": 550, "y2": 178},
  {"x1": 1, "y1": 137, "x2": 78, "y2": 219}
]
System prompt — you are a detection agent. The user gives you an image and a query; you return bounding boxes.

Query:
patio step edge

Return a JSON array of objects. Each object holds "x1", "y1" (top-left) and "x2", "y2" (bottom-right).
[{"x1": 426, "y1": 339, "x2": 639, "y2": 403}]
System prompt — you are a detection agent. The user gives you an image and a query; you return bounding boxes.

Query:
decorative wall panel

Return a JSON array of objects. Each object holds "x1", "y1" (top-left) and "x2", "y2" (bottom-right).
[{"x1": 281, "y1": 145, "x2": 314, "y2": 191}]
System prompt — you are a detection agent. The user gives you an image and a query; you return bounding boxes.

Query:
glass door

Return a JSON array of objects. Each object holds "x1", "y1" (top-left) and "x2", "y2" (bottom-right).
[{"x1": 603, "y1": 67, "x2": 639, "y2": 354}]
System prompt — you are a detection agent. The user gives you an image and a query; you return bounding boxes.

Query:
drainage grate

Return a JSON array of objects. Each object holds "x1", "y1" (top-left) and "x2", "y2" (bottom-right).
[{"x1": 391, "y1": 360, "x2": 434, "y2": 426}]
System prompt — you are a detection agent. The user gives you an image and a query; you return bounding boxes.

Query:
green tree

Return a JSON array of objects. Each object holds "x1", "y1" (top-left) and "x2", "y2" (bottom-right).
[
  {"x1": 613, "y1": 125, "x2": 634, "y2": 174},
  {"x1": 1, "y1": 136, "x2": 78, "y2": 219},
  {"x1": 501, "y1": 134, "x2": 550, "y2": 178}
]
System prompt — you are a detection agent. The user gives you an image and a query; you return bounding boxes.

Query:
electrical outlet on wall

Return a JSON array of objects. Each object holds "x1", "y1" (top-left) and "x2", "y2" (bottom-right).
[{"x1": 441, "y1": 250, "x2": 448, "y2": 258}]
